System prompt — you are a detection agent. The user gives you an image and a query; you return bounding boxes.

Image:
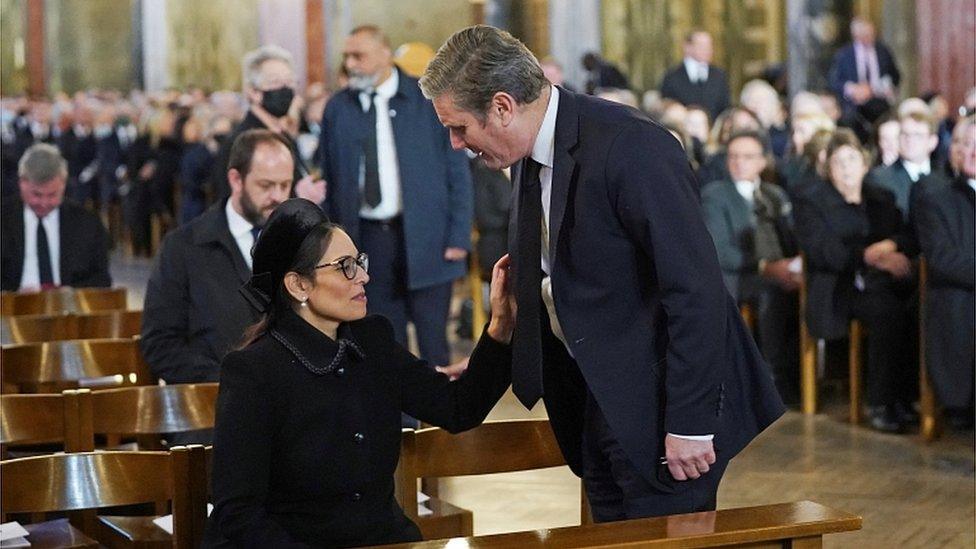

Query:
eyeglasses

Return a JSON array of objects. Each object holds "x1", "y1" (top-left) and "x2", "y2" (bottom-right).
[{"x1": 315, "y1": 252, "x2": 369, "y2": 280}]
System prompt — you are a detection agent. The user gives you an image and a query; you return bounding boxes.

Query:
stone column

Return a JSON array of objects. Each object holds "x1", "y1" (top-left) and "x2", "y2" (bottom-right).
[
  {"x1": 141, "y1": 0, "x2": 169, "y2": 91},
  {"x1": 548, "y1": 0, "x2": 601, "y2": 91},
  {"x1": 258, "y1": 0, "x2": 308, "y2": 91}
]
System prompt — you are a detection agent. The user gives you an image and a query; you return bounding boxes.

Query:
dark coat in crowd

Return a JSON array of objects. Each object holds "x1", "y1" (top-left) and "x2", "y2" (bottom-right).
[
  {"x1": 0, "y1": 198, "x2": 111, "y2": 291},
  {"x1": 794, "y1": 181, "x2": 912, "y2": 339},
  {"x1": 95, "y1": 129, "x2": 133, "y2": 205},
  {"x1": 203, "y1": 311, "x2": 511, "y2": 548},
  {"x1": 828, "y1": 42, "x2": 901, "y2": 114},
  {"x1": 701, "y1": 180, "x2": 796, "y2": 302},
  {"x1": 58, "y1": 128, "x2": 99, "y2": 203},
  {"x1": 914, "y1": 177, "x2": 975, "y2": 409},
  {"x1": 659, "y1": 64, "x2": 731, "y2": 120},
  {"x1": 471, "y1": 158, "x2": 510, "y2": 279},
  {"x1": 140, "y1": 200, "x2": 258, "y2": 384},
  {"x1": 179, "y1": 142, "x2": 214, "y2": 224}
]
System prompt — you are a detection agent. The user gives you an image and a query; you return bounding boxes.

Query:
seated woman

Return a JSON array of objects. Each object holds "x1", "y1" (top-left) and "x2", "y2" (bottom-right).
[
  {"x1": 204, "y1": 199, "x2": 515, "y2": 547},
  {"x1": 794, "y1": 129, "x2": 917, "y2": 434}
]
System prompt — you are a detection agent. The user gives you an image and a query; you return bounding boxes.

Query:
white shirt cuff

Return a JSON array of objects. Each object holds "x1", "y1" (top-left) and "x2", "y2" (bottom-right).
[{"x1": 668, "y1": 433, "x2": 714, "y2": 441}]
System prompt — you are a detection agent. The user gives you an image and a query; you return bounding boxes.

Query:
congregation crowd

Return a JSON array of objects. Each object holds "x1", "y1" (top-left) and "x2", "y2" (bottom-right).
[{"x1": 2, "y1": 17, "x2": 973, "y2": 441}]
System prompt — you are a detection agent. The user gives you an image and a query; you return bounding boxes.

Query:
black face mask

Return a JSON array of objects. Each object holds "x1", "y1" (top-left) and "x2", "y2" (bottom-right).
[{"x1": 261, "y1": 86, "x2": 294, "y2": 117}]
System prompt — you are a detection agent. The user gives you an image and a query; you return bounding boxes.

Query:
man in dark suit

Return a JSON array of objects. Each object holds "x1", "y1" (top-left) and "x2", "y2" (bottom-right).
[
  {"x1": 659, "y1": 30, "x2": 731, "y2": 120},
  {"x1": 1, "y1": 143, "x2": 111, "y2": 291},
  {"x1": 581, "y1": 52, "x2": 629, "y2": 94},
  {"x1": 828, "y1": 17, "x2": 900, "y2": 123},
  {"x1": 869, "y1": 111, "x2": 943, "y2": 224},
  {"x1": 422, "y1": 25, "x2": 784, "y2": 520},
  {"x1": 141, "y1": 130, "x2": 294, "y2": 388},
  {"x1": 914, "y1": 118, "x2": 975, "y2": 430},
  {"x1": 57, "y1": 105, "x2": 99, "y2": 206},
  {"x1": 701, "y1": 131, "x2": 802, "y2": 406},
  {"x1": 319, "y1": 25, "x2": 473, "y2": 370}
]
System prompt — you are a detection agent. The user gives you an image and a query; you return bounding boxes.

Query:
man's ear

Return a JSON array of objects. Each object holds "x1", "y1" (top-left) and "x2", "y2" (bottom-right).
[
  {"x1": 228, "y1": 168, "x2": 244, "y2": 193},
  {"x1": 283, "y1": 272, "x2": 309, "y2": 303},
  {"x1": 490, "y1": 92, "x2": 518, "y2": 127}
]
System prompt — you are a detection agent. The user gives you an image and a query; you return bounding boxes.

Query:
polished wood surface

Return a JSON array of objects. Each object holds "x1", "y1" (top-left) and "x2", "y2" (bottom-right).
[
  {"x1": 848, "y1": 320, "x2": 864, "y2": 424},
  {"x1": 1, "y1": 392, "x2": 66, "y2": 447},
  {"x1": 1, "y1": 338, "x2": 151, "y2": 393},
  {"x1": 1, "y1": 310, "x2": 142, "y2": 344},
  {"x1": 397, "y1": 419, "x2": 582, "y2": 540},
  {"x1": 375, "y1": 500, "x2": 861, "y2": 548},
  {"x1": 91, "y1": 383, "x2": 218, "y2": 436},
  {"x1": 1, "y1": 446, "x2": 206, "y2": 548},
  {"x1": 0, "y1": 287, "x2": 127, "y2": 316},
  {"x1": 917, "y1": 259, "x2": 942, "y2": 441}
]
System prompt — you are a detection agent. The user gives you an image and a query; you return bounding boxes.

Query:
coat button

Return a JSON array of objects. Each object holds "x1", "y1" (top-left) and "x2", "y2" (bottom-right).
[
  {"x1": 351, "y1": 492, "x2": 362, "y2": 501},
  {"x1": 353, "y1": 432, "x2": 365, "y2": 443},
  {"x1": 389, "y1": 109, "x2": 396, "y2": 117},
  {"x1": 335, "y1": 367, "x2": 346, "y2": 377}
]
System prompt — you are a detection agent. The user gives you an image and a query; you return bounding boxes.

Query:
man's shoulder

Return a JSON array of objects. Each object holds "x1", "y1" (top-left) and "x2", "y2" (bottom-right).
[
  {"x1": 575, "y1": 93, "x2": 670, "y2": 146},
  {"x1": 701, "y1": 179, "x2": 732, "y2": 200},
  {"x1": 59, "y1": 199, "x2": 103, "y2": 226},
  {"x1": 160, "y1": 203, "x2": 228, "y2": 250}
]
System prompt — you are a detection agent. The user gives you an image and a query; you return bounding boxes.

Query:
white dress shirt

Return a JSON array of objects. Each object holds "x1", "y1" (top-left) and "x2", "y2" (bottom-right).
[
  {"x1": 225, "y1": 200, "x2": 258, "y2": 270},
  {"x1": 528, "y1": 86, "x2": 711, "y2": 441},
  {"x1": 19, "y1": 206, "x2": 61, "y2": 290},
  {"x1": 358, "y1": 69, "x2": 403, "y2": 220},
  {"x1": 902, "y1": 159, "x2": 931, "y2": 183},
  {"x1": 734, "y1": 180, "x2": 758, "y2": 203},
  {"x1": 968, "y1": 179, "x2": 976, "y2": 192},
  {"x1": 683, "y1": 58, "x2": 709, "y2": 83}
]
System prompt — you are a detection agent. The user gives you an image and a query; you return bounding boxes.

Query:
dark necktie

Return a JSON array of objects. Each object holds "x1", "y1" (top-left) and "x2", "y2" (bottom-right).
[
  {"x1": 37, "y1": 217, "x2": 54, "y2": 288},
  {"x1": 512, "y1": 158, "x2": 544, "y2": 408},
  {"x1": 362, "y1": 92, "x2": 381, "y2": 209},
  {"x1": 250, "y1": 226, "x2": 261, "y2": 243}
]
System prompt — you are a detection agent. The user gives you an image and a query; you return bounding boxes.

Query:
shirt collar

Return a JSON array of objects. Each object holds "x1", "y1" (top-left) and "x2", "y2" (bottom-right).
[
  {"x1": 902, "y1": 159, "x2": 931, "y2": 180},
  {"x1": 530, "y1": 85, "x2": 559, "y2": 169},
  {"x1": 968, "y1": 178, "x2": 976, "y2": 192},
  {"x1": 367, "y1": 67, "x2": 399, "y2": 100},
  {"x1": 24, "y1": 205, "x2": 60, "y2": 224},
  {"x1": 272, "y1": 307, "x2": 364, "y2": 374},
  {"x1": 225, "y1": 198, "x2": 256, "y2": 240},
  {"x1": 734, "y1": 179, "x2": 758, "y2": 200},
  {"x1": 683, "y1": 58, "x2": 708, "y2": 78}
]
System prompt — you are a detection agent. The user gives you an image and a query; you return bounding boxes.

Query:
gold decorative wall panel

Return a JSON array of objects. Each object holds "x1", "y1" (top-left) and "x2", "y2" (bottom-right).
[
  {"x1": 0, "y1": 0, "x2": 27, "y2": 95},
  {"x1": 166, "y1": 0, "x2": 259, "y2": 90},
  {"x1": 44, "y1": 0, "x2": 135, "y2": 94}
]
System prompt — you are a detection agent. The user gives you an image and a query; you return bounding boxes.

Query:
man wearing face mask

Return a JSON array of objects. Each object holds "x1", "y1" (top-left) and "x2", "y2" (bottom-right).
[
  {"x1": 211, "y1": 45, "x2": 326, "y2": 207},
  {"x1": 319, "y1": 25, "x2": 473, "y2": 382}
]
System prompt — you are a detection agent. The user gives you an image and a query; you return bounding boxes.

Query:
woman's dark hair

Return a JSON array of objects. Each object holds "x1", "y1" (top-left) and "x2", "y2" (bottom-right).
[{"x1": 238, "y1": 222, "x2": 340, "y2": 348}]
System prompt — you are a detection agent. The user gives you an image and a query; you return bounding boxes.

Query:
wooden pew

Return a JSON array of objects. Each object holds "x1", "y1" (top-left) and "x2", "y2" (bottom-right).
[
  {"x1": 0, "y1": 447, "x2": 207, "y2": 549},
  {"x1": 0, "y1": 389, "x2": 93, "y2": 458},
  {"x1": 1, "y1": 338, "x2": 152, "y2": 394},
  {"x1": 396, "y1": 419, "x2": 589, "y2": 540},
  {"x1": 0, "y1": 287, "x2": 128, "y2": 316},
  {"x1": 376, "y1": 500, "x2": 861, "y2": 548},
  {"x1": 918, "y1": 258, "x2": 942, "y2": 441},
  {"x1": 1, "y1": 310, "x2": 142, "y2": 344}
]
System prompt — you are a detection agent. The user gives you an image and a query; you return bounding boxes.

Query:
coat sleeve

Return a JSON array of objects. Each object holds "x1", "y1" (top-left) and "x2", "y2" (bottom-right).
[
  {"x1": 373, "y1": 316, "x2": 511, "y2": 433},
  {"x1": 139, "y1": 233, "x2": 218, "y2": 383},
  {"x1": 607, "y1": 122, "x2": 727, "y2": 436},
  {"x1": 208, "y1": 350, "x2": 312, "y2": 548},
  {"x1": 915, "y1": 187, "x2": 975, "y2": 288}
]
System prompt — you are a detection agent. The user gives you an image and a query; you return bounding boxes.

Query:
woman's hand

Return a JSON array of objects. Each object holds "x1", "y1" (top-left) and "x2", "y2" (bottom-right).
[{"x1": 486, "y1": 255, "x2": 516, "y2": 344}]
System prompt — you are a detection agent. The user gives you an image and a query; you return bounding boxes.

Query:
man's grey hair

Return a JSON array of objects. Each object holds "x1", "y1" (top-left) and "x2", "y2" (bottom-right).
[
  {"x1": 242, "y1": 45, "x2": 294, "y2": 89},
  {"x1": 420, "y1": 25, "x2": 547, "y2": 120},
  {"x1": 18, "y1": 143, "x2": 67, "y2": 183}
]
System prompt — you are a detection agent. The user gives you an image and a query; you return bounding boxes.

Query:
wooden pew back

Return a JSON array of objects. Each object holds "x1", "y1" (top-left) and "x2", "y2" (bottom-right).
[
  {"x1": 0, "y1": 287, "x2": 127, "y2": 316},
  {"x1": 1, "y1": 338, "x2": 151, "y2": 393},
  {"x1": 90, "y1": 383, "x2": 218, "y2": 437},
  {"x1": 1, "y1": 310, "x2": 142, "y2": 344},
  {"x1": 0, "y1": 389, "x2": 93, "y2": 454}
]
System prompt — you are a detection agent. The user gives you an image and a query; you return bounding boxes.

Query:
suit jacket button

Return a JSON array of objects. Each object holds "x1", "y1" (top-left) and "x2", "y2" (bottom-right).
[
  {"x1": 353, "y1": 432, "x2": 365, "y2": 443},
  {"x1": 351, "y1": 492, "x2": 362, "y2": 501},
  {"x1": 389, "y1": 109, "x2": 397, "y2": 117},
  {"x1": 336, "y1": 367, "x2": 346, "y2": 377}
]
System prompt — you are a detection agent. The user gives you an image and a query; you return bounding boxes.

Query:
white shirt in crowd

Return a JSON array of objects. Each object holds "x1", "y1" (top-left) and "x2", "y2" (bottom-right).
[
  {"x1": 683, "y1": 58, "x2": 710, "y2": 83},
  {"x1": 529, "y1": 85, "x2": 712, "y2": 441},
  {"x1": 902, "y1": 159, "x2": 931, "y2": 183},
  {"x1": 734, "y1": 180, "x2": 759, "y2": 203},
  {"x1": 225, "y1": 199, "x2": 258, "y2": 271},
  {"x1": 19, "y1": 206, "x2": 61, "y2": 290},
  {"x1": 357, "y1": 69, "x2": 403, "y2": 220}
]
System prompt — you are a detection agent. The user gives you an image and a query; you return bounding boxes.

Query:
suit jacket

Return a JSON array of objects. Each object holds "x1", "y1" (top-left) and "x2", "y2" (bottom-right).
[
  {"x1": 0, "y1": 199, "x2": 111, "y2": 291},
  {"x1": 319, "y1": 68, "x2": 473, "y2": 290},
  {"x1": 659, "y1": 64, "x2": 731, "y2": 119},
  {"x1": 140, "y1": 200, "x2": 258, "y2": 384},
  {"x1": 203, "y1": 311, "x2": 511, "y2": 547},
  {"x1": 701, "y1": 180, "x2": 796, "y2": 301},
  {"x1": 828, "y1": 42, "x2": 901, "y2": 111},
  {"x1": 794, "y1": 182, "x2": 911, "y2": 339},
  {"x1": 507, "y1": 89, "x2": 784, "y2": 489},
  {"x1": 914, "y1": 177, "x2": 975, "y2": 408}
]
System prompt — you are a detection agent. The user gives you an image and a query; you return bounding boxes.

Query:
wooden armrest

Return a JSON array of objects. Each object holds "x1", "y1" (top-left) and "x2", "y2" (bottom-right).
[{"x1": 97, "y1": 515, "x2": 171, "y2": 549}]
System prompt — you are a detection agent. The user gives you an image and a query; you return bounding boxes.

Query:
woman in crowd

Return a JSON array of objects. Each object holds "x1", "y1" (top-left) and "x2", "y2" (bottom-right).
[
  {"x1": 698, "y1": 106, "x2": 764, "y2": 187},
  {"x1": 794, "y1": 129, "x2": 917, "y2": 434},
  {"x1": 204, "y1": 199, "x2": 515, "y2": 548}
]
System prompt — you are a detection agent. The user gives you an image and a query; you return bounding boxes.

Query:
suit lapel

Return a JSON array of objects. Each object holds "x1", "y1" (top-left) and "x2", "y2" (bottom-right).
[
  {"x1": 548, "y1": 87, "x2": 580, "y2": 268},
  {"x1": 195, "y1": 203, "x2": 251, "y2": 285},
  {"x1": 7, "y1": 202, "x2": 25, "y2": 285}
]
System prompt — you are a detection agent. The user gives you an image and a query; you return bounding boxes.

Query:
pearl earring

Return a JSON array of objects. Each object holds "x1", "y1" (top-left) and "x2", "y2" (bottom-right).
[{"x1": 300, "y1": 298, "x2": 309, "y2": 307}]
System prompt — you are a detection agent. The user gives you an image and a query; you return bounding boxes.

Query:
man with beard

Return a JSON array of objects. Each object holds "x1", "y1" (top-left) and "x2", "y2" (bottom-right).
[
  {"x1": 211, "y1": 45, "x2": 325, "y2": 205},
  {"x1": 142, "y1": 130, "x2": 293, "y2": 409},
  {"x1": 318, "y1": 25, "x2": 472, "y2": 379}
]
